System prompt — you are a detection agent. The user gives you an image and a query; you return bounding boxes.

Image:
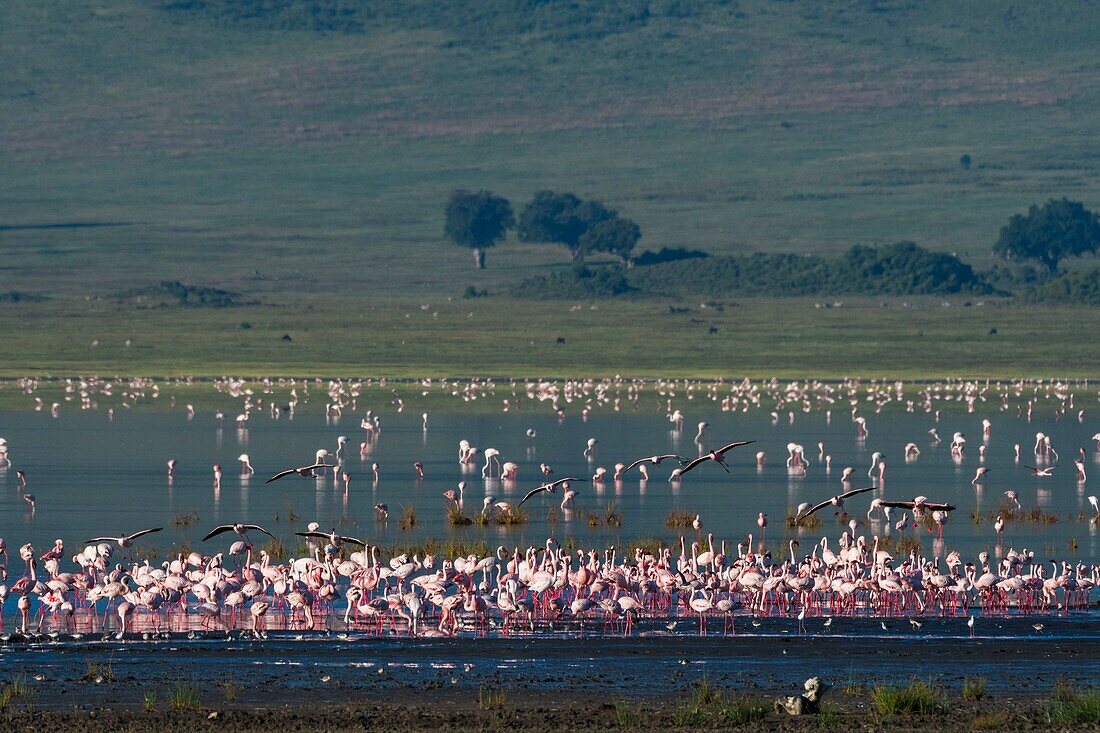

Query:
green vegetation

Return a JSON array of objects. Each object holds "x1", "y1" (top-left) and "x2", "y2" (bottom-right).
[
  {"x1": 994, "y1": 198, "x2": 1100, "y2": 273},
  {"x1": 477, "y1": 686, "x2": 507, "y2": 711},
  {"x1": 399, "y1": 504, "x2": 418, "y2": 531},
  {"x1": 82, "y1": 660, "x2": 116, "y2": 684},
  {"x1": 1025, "y1": 268, "x2": 1100, "y2": 305},
  {"x1": 1, "y1": 295, "x2": 1096, "y2": 378},
  {"x1": 673, "y1": 676, "x2": 768, "y2": 726},
  {"x1": 444, "y1": 190, "x2": 515, "y2": 269},
  {"x1": 962, "y1": 676, "x2": 986, "y2": 702},
  {"x1": 612, "y1": 699, "x2": 642, "y2": 729},
  {"x1": 512, "y1": 264, "x2": 633, "y2": 299},
  {"x1": 117, "y1": 281, "x2": 255, "y2": 309},
  {"x1": 3, "y1": 2, "x2": 1100, "y2": 378},
  {"x1": 971, "y1": 711, "x2": 1010, "y2": 730},
  {"x1": 870, "y1": 679, "x2": 946, "y2": 717},
  {"x1": 517, "y1": 191, "x2": 619, "y2": 263},
  {"x1": 446, "y1": 504, "x2": 474, "y2": 527},
  {"x1": 168, "y1": 681, "x2": 204, "y2": 711},
  {"x1": 630, "y1": 242, "x2": 993, "y2": 298},
  {"x1": 1047, "y1": 683, "x2": 1100, "y2": 725},
  {"x1": 665, "y1": 510, "x2": 696, "y2": 529},
  {"x1": 0, "y1": 292, "x2": 49, "y2": 303},
  {"x1": 219, "y1": 680, "x2": 240, "y2": 702},
  {"x1": 0, "y1": 676, "x2": 32, "y2": 712}
]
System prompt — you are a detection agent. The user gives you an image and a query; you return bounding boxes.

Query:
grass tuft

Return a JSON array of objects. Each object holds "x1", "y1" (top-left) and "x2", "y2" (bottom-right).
[
  {"x1": 1047, "y1": 682, "x2": 1100, "y2": 724},
  {"x1": 478, "y1": 686, "x2": 506, "y2": 710},
  {"x1": 399, "y1": 504, "x2": 418, "y2": 530},
  {"x1": 787, "y1": 511, "x2": 823, "y2": 529},
  {"x1": 172, "y1": 510, "x2": 200, "y2": 528},
  {"x1": 446, "y1": 504, "x2": 473, "y2": 526},
  {"x1": 612, "y1": 699, "x2": 640, "y2": 728},
  {"x1": 496, "y1": 506, "x2": 529, "y2": 526},
  {"x1": 82, "y1": 660, "x2": 115, "y2": 683},
  {"x1": 963, "y1": 676, "x2": 986, "y2": 701},
  {"x1": 720, "y1": 696, "x2": 768, "y2": 724},
  {"x1": 870, "y1": 679, "x2": 946, "y2": 717},
  {"x1": 603, "y1": 502, "x2": 623, "y2": 527},
  {"x1": 971, "y1": 711, "x2": 1010, "y2": 729},
  {"x1": 219, "y1": 680, "x2": 240, "y2": 702},
  {"x1": 168, "y1": 681, "x2": 203, "y2": 711},
  {"x1": 665, "y1": 510, "x2": 695, "y2": 528}
]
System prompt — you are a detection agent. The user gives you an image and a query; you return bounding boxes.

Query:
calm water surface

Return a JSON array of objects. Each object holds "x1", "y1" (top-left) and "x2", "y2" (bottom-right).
[{"x1": 1, "y1": 407, "x2": 1097, "y2": 560}]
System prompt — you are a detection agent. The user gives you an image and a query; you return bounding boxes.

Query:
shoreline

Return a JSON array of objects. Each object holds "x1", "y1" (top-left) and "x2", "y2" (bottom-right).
[{"x1": 0, "y1": 685, "x2": 1093, "y2": 732}]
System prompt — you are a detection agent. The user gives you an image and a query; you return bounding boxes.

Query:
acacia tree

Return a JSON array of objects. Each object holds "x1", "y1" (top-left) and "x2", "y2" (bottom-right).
[
  {"x1": 444, "y1": 189, "x2": 514, "y2": 268},
  {"x1": 579, "y1": 216, "x2": 642, "y2": 265},
  {"x1": 994, "y1": 198, "x2": 1100, "y2": 273},
  {"x1": 517, "y1": 190, "x2": 614, "y2": 262}
]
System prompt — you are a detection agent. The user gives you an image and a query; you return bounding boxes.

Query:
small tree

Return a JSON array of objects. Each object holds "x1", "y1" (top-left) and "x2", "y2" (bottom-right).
[
  {"x1": 994, "y1": 198, "x2": 1100, "y2": 273},
  {"x1": 517, "y1": 190, "x2": 614, "y2": 262},
  {"x1": 579, "y1": 216, "x2": 641, "y2": 265},
  {"x1": 444, "y1": 189, "x2": 514, "y2": 268}
]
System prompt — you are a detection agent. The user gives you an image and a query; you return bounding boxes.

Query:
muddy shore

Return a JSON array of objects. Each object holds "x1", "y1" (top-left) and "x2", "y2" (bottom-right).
[{"x1": 1, "y1": 689, "x2": 1095, "y2": 733}]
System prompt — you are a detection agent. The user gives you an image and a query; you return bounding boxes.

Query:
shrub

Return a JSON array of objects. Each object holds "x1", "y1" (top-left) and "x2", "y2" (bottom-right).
[
  {"x1": 512, "y1": 264, "x2": 634, "y2": 299},
  {"x1": 1024, "y1": 268, "x2": 1100, "y2": 305},
  {"x1": 633, "y1": 247, "x2": 710, "y2": 266}
]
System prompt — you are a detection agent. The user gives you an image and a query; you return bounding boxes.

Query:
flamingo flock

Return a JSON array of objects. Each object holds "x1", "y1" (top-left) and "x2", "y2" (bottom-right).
[
  {"x1": 1, "y1": 374, "x2": 1098, "y2": 642},
  {"x1": 0, "y1": 527, "x2": 1095, "y2": 641}
]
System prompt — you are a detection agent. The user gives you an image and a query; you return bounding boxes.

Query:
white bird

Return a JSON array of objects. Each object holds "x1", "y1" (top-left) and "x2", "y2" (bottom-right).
[{"x1": 86, "y1": 528, "x2": 163, "y2": 549}]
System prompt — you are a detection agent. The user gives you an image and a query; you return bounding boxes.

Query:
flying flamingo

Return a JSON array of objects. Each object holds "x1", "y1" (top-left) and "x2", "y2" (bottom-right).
[
  {"x1": 668, "y1": 440, "x2": 754, "y2": 480},
  {"x1": 795, "y1": 486, "x2": 875, "y2": 523},
  {"x1": 1022, "y1": 465, "x2": 1055, "y2": 477},
  {"x1": 202, "y1": 523, "x2": 275, "y2": 545},
  {"x1": 519, "y1": 478, "x2": 580, "y2": 507},
  {"x1": 86, "y1": 528, "x2": 163, "y2": 550}
]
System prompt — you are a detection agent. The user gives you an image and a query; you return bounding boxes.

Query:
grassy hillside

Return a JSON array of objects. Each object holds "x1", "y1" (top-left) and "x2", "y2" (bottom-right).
[{"x1": 1, "y1": 1, "x2": 1098, "y2": 376}]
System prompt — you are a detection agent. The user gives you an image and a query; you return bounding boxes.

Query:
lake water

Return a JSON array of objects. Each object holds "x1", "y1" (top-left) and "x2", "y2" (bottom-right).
[
  {"x1": 1, "y1": 402, "x2": 1097, "y2": 561},
  {"x1": 1, "y1": 392, "x2": 1098, "y2": 699}
]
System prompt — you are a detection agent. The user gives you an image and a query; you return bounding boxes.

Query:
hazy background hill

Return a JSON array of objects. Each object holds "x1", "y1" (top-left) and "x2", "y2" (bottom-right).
[{"x1": 1, "y1": 1, "x2": 1098, "y2": 376}]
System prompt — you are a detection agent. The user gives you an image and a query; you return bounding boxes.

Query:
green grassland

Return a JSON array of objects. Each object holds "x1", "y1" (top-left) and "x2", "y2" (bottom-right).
[
  {"x1": 3, "y1": 294, "x2": 1096, "y2": 379},
  {"x1": 1, "y1": 1, "x2": 1099, "y2": 378}
]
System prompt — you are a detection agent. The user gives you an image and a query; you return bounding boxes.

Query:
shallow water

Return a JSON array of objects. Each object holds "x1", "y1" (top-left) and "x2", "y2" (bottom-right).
[
  {"x1": 0, "y1": 406, "x2": 1097, "y2": 559},
  {"x1": 1, "y1": 618, "x2": 1098, "y2": 706},
  {"x1": 1, "y1": 402, "x2": 1099, "y2": 696}
]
